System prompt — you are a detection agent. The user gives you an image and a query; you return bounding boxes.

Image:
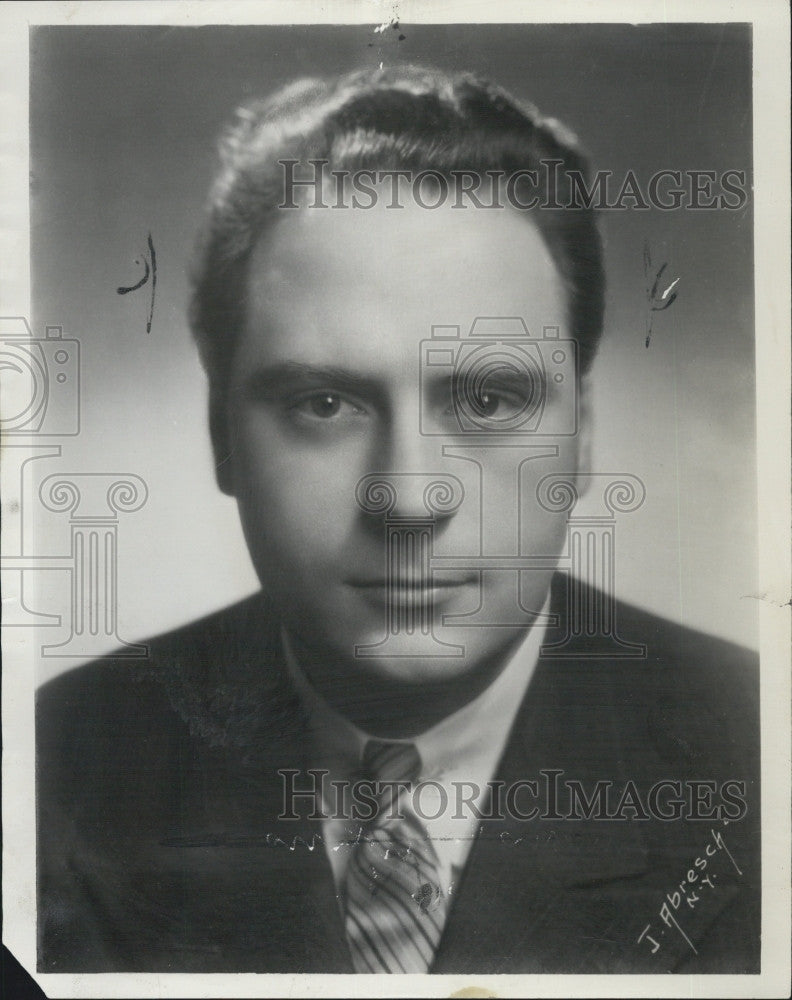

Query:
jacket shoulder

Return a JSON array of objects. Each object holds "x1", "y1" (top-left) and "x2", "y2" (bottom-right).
[
  {"x1": 36, "y1": 593, "x2": 284, "y2": 782},
  {"x1": 604, "y1": 595, "x2": 759, "y2": 776},
  {"x1": 613, "y1": 595, "x2": 758, "y2": 695}
]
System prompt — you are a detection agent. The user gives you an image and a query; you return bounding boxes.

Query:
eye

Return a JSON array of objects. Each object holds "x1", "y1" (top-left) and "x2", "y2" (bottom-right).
[
  {"x1": 288, "y1": 391, "x2": 367, "y2": 422},
  {"x1": 461, "y1": 383, "x2": 538, "y2": 422},
  {"x1": 475, "y1": 390, "x2": 511, "y2": 418},
  {"x1": 308, "y1": 393, "x2": 341, "y2": 418}
]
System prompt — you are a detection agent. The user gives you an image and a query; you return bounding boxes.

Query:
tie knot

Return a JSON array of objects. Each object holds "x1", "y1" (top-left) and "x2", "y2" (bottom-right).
[{"x1": 361, "y1": 739, "x2": 422, "y2": 786}]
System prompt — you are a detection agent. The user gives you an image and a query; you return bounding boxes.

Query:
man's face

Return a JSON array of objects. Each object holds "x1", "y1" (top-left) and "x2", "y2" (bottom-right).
[{"x1": 220, "y1": 194, "x2": 591, "y2": 717}]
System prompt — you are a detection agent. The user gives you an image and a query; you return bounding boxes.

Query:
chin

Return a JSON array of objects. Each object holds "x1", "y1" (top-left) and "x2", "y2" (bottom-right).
[
  {"x1": 346, "y1": 647, "x2": 481, "y2": 687},
  {"x1": 319, "y1": 612, "x2": 522, "y2": 685}
]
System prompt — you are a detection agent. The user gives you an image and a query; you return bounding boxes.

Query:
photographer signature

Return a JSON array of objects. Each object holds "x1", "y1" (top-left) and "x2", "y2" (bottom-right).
[{"x1": 636, "y1": 823, "x2": 742, "y2": 956}]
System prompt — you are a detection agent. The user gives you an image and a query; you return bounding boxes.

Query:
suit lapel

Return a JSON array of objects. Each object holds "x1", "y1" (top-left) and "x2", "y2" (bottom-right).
[
  {"x1": 432, "y1": 644, "x2": 653, "y2": 973},
  {"x1": 431, "y1": 639, "x2": 744, "y2": 973},
  {"x1": 235, "y1": 714, "x2": 355, "y2": 972},
  {"x1": 166, "y1": 652, "x2": 354, "y2": 972}
]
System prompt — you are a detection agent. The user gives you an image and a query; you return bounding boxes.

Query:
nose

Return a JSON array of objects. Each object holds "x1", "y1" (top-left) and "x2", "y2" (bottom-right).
[
  {"x1": 355, "y1": 472, "x2": 465, "y2": 523},
  {"x1": 359, "y1": 399, "x2": 463, "y2": 521}
]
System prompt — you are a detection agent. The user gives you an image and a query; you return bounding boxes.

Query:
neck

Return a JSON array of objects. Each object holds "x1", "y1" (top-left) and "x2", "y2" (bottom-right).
[{"x1": 285, "y1": 630, "x2": 529, "y2": 739}]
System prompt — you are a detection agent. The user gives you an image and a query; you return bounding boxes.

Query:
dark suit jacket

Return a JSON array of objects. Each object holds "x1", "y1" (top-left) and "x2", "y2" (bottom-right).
[{"x1": 36, "y1": 576, "x2": 760, "y2": 974}]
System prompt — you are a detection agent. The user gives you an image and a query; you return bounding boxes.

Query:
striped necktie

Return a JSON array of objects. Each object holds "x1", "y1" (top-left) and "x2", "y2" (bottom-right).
[{"x1": 344, "y1": 739, "x2": 448, "y2": 974}]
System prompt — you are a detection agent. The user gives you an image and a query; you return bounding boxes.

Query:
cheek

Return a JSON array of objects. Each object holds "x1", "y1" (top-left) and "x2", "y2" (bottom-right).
[
  {"x1": 232, "y1": 424, "x2": 361, "y2": 566},
  {"x1": 517, "y1": 441, "x2": 583, "y2": 547},
  {"x1": 485, "y1": 441, "x2": 581, "y2": 505},
  {"x1": 519, "y1": 509, "x2": 569, "y2": 555}
]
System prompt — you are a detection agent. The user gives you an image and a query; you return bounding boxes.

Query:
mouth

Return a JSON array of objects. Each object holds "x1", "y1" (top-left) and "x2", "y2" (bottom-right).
[
  {"x1": 346, "y1": 574, "x2": 478, "y2": 607},
  {"x1": 348, "y1": 572, "x2": 476, "y2": 589}
]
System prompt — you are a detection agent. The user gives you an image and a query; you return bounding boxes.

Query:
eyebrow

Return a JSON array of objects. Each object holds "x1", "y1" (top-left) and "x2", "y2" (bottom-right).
[
  {"x1": 240, "y1": 361, "x2": 385, "y2": 398},
  {"x1": 450, "y1": 367, "x2": 546, "y2": 391}
]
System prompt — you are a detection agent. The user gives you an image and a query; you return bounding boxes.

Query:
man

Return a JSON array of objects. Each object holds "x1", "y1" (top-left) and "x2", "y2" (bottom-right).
[{"x1": 37, "y1": 65, "x2": 759, "y2": 974}]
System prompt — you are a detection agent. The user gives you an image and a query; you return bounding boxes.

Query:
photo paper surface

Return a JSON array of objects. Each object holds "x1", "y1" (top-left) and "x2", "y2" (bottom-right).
[{"x1": 2, "y1": 2, "x2": 789, "y2": 997}]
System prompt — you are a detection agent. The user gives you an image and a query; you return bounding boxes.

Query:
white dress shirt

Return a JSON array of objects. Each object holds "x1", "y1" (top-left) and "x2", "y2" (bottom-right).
[{"x1": 282, "y1": 604, "x2": 548, "y2": 899}]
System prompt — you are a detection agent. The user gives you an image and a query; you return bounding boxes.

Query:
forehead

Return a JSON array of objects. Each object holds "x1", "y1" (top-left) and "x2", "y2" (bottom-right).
[{"x1": 241, "y1": 197, "x2": 567, "y2": 369}]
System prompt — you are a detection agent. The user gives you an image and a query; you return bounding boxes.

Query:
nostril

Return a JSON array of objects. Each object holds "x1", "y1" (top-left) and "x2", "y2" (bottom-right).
[{"x1": 354, "y1": 473, "x2": 464, "y2": 521}]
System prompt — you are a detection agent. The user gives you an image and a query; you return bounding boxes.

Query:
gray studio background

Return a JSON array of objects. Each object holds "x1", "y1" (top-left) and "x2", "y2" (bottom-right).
[{"x1": 29, "y1": 24, "x2": 756, "y2": 683}]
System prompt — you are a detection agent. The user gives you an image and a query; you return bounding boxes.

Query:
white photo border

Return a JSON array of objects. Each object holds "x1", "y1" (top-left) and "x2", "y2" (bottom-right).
[{"x1": 2, "y1": 2, "x2": 789, "y2": 997}]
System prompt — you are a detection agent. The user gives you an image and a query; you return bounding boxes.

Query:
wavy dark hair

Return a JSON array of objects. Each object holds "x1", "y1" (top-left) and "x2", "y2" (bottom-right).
[{"x1": 189, "y1": 64, "x2": 605, "y2": 404}]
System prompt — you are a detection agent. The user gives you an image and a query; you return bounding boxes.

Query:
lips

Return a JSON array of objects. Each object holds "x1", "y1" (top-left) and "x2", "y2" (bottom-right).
[
  {"x1": 346, "y1": 574, "x2": 478, "y2": 610},
  {"x1": 347, "y1": 574, "x2": 476, "y2": 590}
]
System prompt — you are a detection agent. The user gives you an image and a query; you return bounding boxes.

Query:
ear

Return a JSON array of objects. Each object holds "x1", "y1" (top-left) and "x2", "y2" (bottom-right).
[
  {"x1": 209, "y1": 387, "x2": 236, "y2": 496},
  {"x1": 573, "y1": 374, "x2": 594, "y2": 489}
]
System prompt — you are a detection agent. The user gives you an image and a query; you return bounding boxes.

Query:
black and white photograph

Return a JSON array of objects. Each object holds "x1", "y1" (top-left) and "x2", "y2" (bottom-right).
[{"x1": 1, "y1": 2, "x2": 789, "y2": 997}]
